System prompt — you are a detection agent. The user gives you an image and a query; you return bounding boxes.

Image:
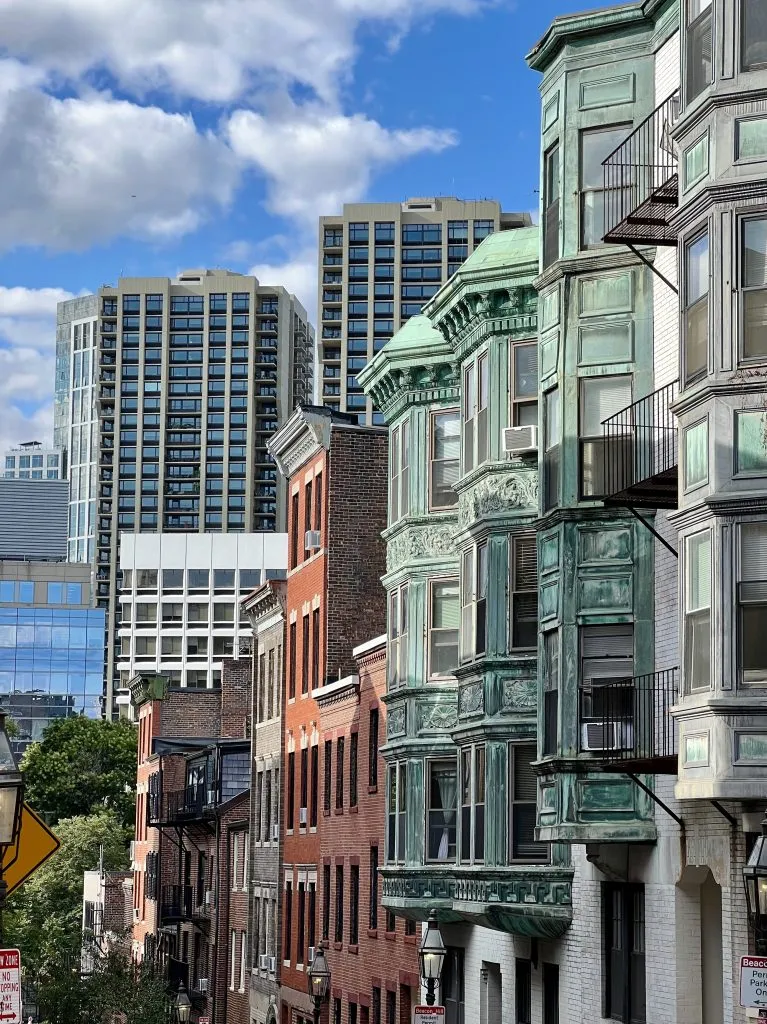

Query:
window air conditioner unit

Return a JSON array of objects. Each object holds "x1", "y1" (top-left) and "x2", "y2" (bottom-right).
[
  {"x1": 503, "y1": 425, "x2": 537, "y2": 455},
  {"x1": 581, "y1": 721, "x2": 631, "y2": 752},
  {"x1": 272, "y1": 824, "x2": 279, "y2": 842},
  {"x1": 305, "y1": 530, "x2": 321, "y2": 550},
  {"x1": 308, "y1": 946, "x2": 316, "y2": 965},
  {"x1": 204, "y1": 890, "x2": 214, "y2": 907},
  {"x1": 299, "y1": 807, "x2": 308, "y2": 826},
  {"x1": 197, "y1": 978, "x2": 208, "y2": 993},
  {"x1": 133, "y1": 909, "x2": 140, "y2": 922},
  {"x1": 268, "y1": 956, "x2": 276, "y2": 973},
  {"x1": 259, "y1": 954, "x2": 269, "y2": 970}
]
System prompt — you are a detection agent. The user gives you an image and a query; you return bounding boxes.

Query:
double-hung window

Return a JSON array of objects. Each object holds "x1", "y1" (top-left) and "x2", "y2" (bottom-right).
[
  {"x1": 427, "y1": 761, "x2": 457, "y2": 862},
  {"x1": 463, "y1": 354, "x2": 489, "y2": 474},
  {"x1": 579, "y1": 624, "x2": 634, "y2": 751},
  {"x1": 430, "y1": 410, "x2": 460, "y2": 509},
  {"x1": 388, "y1": 584, "x2": 408, "y2": 690},
  {"x1": 542, "y1": 631, "x2": 559, "y2": 756},
  {"x1": 509, "y1": 743, "x2": 548, "y2": 862},
  {"x1": 580, "y1": 375, "x2": 632, "y2": 499},
  {"x1": 387, "y1": 763, "x2": 406, "y2": 862},
  {"x1": 543, "y1": 388, "x2": 560, "y2": 511},
  {"x1": 742, "y1": 218, "x2": 767, "y2": 362},
  {"x1": 685, "y1": 530, "x2": 711, "y2": 691},
  {"x1": 684, "y1": 230, "x2": 709, "y2": 383},
  {"x1": 429, "y1": 580, "x2": 460, "y2": 678},
  {"x1": 390, "y1": 419, "x2": 410, "y2": 523},
  {"x1": 686, "y1": 0, "x2": 712, "y2": 104},
  {"x1": 510, "y1": 341, "x2": 538, "y2": 428},
  {"x1": 580, "y1": 125, "x2": 631, "y2": 248},
  {"x1": 460, "y1": 543, "x2": 488, "y2": 662},
  {"x1": 460, "y1": 745, "x2": 485, "y2": 863},
  {"x1": 510, "y1": 535, "x2": 538, "y2": 650},
  {"x1": 543, "y1": 143, "x2": 560, "y2": 269},
  {"x1": 740, "y1": 524, "x2": 767, "y2": 683},
  {"x1": 742, "y1": 0, "x2": 767, "y2": 71}
]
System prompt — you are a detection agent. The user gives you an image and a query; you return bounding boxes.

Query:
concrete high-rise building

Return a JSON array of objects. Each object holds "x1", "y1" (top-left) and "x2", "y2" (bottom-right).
[
  {"x1": 317, "y1": 198, "x2": 531, "y2": 422},
  {"x1": 2, "y1": 441, "x2": 64, "y2": 480},
  {"x1": 60, "y1": 269, "x2": 313, "y2": 714}
]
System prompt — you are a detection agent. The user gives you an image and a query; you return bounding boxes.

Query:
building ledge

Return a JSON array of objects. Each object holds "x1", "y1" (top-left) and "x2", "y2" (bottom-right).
[{"x1": 312, "y1": 675, "x2": 359, "y2": 706}]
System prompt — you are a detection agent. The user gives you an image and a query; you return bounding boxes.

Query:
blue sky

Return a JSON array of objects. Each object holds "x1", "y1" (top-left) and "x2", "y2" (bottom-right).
[{"x1": 0, "y1": 0, "x2": 625, "y2": 452}]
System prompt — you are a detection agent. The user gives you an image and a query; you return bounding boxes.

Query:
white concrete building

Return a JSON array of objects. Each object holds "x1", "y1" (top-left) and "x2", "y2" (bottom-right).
[{"x1": 3, "y1": 441, "x2": 64, "y2": 481}]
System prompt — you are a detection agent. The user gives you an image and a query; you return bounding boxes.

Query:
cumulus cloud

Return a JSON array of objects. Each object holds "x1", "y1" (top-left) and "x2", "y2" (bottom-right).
[{"x1": 249, "y1": 250, "x2": 319, "y2": 322}]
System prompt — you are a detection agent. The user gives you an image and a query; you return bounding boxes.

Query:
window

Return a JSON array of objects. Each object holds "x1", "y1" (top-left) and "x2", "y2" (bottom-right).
[
  {"x1": 427, "y1": 761, "x2": 457, "y2": 861},
  {"x1": 742, "y1": 218, "x2": 767, "y2": 361},
  {"x1": 463, "y1": 354, "x2": 488, "y2": 474},
  {"x1": 460, "y1": 746, "x2": 485, "y2": 863},
  {"x1": 240, "y1": 930, "x2": 247, "y2": 991},
  {"x1": 302, "y1": 614, "x2": 310, "y2": 694},
  {"x1": 687, "y1": 0, "x2": 712, "y2": 102},
  {"x1": 684, "y1": 418, "x2": 709, "y2": 489},
  {"x1": 369, "y1": 707, "x2": 379, "y2": 788},
  {"x1": 311, "y1": 744, "x2": 319, "y2": 827},
  {"x1": 740, "y1": 524, "x2": 767, "y2": 682},
  {"x1": 287, "y1": 751, "x2": 295, "y2": 829},
  {"x1": 322, "y1": 864, "x2": 331, "y2": 940},
  {"x1": 685, "y1": 530, "x2": 711, "y2": 691},
  {"x1": 350, "y1": 732, "x2": 358, "y2": 808},
  {"x1": 134, "y1": 636, "x2": 156, "y2": 657},
  {"x1": 511, "y1": 341, "x2": 538, "y2": 427},
  {"x1": 544, "y1": 388, "x2": 560, "y2": 511},
  {"x1": 684, "y1": 230, "x2": 709, "y2": 382},
  {"x1": 580, "y1": 375, "x2": 632, "y2": 498},
  {"x1": 291, "y1": 492, "x2": 300, "y2": 568},
  {"x1": 602, "y1": 883, "x2": 646, "y2": 1023},
  {"x1": 47, "y1": 582, "x2": 63, "y2": 604},
  {"x1": 161, "y1": 636, "x2": 183, "y2": 656},
  {"x1": 297, "y1": 881, "x2": 306, "y2": 964},
  {"x1": 429, "y1": 580, "x2": 460, "y2": 678},
  {"x1": 324, "y1": 739, "x2": 332, "y2": 814},
  {"x1": 579, "y1": 624, "x2": 634, "y2": 746},
  {"x1": 516, "y1": 959, "x2": 532, "y2": 1024},
  {"x1": 386, "y1": 991, "x2": 397, "y2": 1024},
  {"x1": 188, "y1": 569, "x2": 208, "y2": 590},
  {"x1": 511, "y1": 535, "x2": 538, "y2": 649},
  {"x1": 743, "y1": 0, "x2": 767, "y2": 71},
  {"x1": 300, "y1": 747, "x2": 308, "y2": 821},
  {"x1": 543, "y1": 964, "x2": 560, "y2": 1024},
  {"x1": 510, "y1": 743, "x2": 548, "y2": 862},
  {"x1": 390, "y1": 420, "x2": 410, "y2": 523},
  {"x1": 442, "y1": 949, "x2": 465, "y2": 1024},
  {"x1": 349, "y1": 865, "x2": 359, "y2": 944},
  {"x1": 429, "y1": 410, "x2": 460, "y2": 509},
  {"x1": 289, "y1": 621, "x2": 297, "y2": 700},
  {"x1": 336, "y1": 737, "x2": 345, "y2": 810},
  {"x1": 335, "y1": 866, "x2": 344, "y2": 943},
  {"x1": 460, "y1": 544, "x2": 487, "y2": 662},
  {"x1": 580, "y1": 125, "x2": 631, "y2": 247},
  {"x1": 388, "y1": 584, "x2": 409, "y2": 690},
  {"x1": 373, "y1": 988, "x2": 382, "y2": 1024},
  {"x1": 308, "y1": 880, "x2": 316, "y2": 955},
  {"x1": 543, "y1": 630, "x2": 560, "y2": 756},
  {"x1": 312, "y1": 608, "x2": 320, "y2": 690},
  {"x1": 387, "y1": 763, "x2": 406, "y2": 862},
  {"x1": 230, "y1": 929, "x2": 238, "y2": 989},
  {"x1": 369, "y1": 847, "x2": 379, "y2": 929},
  {"x1": 284, "y1": 882, "x2": 292, "y2": 961},
  {"x1": 543, "y1": 143, "x2": 560, "y2": 268}
]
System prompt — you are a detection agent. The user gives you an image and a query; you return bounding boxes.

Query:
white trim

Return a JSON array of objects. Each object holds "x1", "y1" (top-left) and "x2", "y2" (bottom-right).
[{"x1": 352, "y1": 634, "x2": 387, "y2": 659}]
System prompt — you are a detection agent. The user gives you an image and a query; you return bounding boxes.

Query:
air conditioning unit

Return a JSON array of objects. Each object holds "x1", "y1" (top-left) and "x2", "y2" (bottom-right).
[
  {"x1": 133, "y1": 909, "x2": 140, "y2": 922},
  {"x1": 204, "y1": 890, "x2": 214, "y2": 907},
  {"x1": 503, "y1": 425, "x2": 537, "y2": 455},
  {"x1": 307, "y1": 946, "x2": 316, "y2": 965},
  {"x1": 259, "y1": 954, "x2": 269, "y2": 970},
  {"x1": 298, "y1": 807, "x2": 308, "y2": 826},
  {"x1": 268, "y1": 956, "x2": 276, "y2": 973},
  {"x1": 581, "y1": 721, "x2": 631, "y2": 752},
  {"x1": 129, "y1": 841, "x2": 136, "y2": 866},
  {"x1": 197, "y1": 978, "x2": 208, "y2": 994},
  {"x1": 272, "y1": 824, "x2": 279, "y2": 842},
  {"x1": 305, "y1": 530, "x2": 321, "y2": 550}
]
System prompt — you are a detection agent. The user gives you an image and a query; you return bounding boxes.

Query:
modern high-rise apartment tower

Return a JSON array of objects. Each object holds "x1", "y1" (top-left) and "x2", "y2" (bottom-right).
[
  {"x1": 57, "y1": 269, "x2": 313, "y2": 715},
  {"x1": 318, "y1": 197, "x2": 531, "y2": 421}
]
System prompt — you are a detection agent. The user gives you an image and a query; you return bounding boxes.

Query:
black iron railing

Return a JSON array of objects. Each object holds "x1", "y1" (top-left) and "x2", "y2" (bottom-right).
[
  {"x1": 602, "y1": 380, "x2": 679, "y2": 508},
  {"x1": 602, "y1": 91, "x2": 680, "y2": 246},
  {"x1": 597, "y1": 667, "x2": 679, "y2": 770},
  {"x1": 160, "y1": 884, "x2": 213, "y2": 921},
  {"x1": 148, "y1": 784, "x2": 217, "y2": 826}
]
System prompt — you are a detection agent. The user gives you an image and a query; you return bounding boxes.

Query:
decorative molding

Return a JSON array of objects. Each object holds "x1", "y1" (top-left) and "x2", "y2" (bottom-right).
[
  {"x1": 459, "y1": 682, "x2": 484, "y2": 716},
  {"x1": 386, "y1": 523, "x2": 456, "y2": 572},
  {"x1": 387, "y1": 706, "x2": 406, "y2": 738},
  {"x1": 458, "y1": 473, "x2": 538, "y2": 527},
  {"x1": 418, "y1": 702, "x2": 459, "y2": 732},
  {"x1": 501, "y1": 679, "x2": 537, "y2": 711}
]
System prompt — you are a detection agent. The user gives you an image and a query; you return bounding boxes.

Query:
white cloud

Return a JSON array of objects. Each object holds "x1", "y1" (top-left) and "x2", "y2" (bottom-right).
[{"x1": 249, "y1": 250, "x2": 319, "y2": 321}]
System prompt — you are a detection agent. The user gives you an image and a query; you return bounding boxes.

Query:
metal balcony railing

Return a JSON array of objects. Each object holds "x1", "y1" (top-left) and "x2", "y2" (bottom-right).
[
  {"x1": 148, "y1": 785, "x2": 217, "y2": 826},
  {"x1": 160, "y1": 884, "x2": 213, "y2": 922},
  {"x1": 601, "y1": 380, "x2": 679, "y2": 509},
  {"x1": 597, "y1": 667, "x2": 679, "y2": 774},
  {"x1": 602, "y1": 91, "x2": 680, "y2": 246}
]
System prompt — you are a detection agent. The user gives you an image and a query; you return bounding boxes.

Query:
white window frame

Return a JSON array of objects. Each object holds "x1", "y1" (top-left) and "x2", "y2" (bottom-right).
[
  {"x1": 739, "y1": 522, "x2": 767, "y2": 684},
  {"x1": 388, "y1": 584, "x2": 408, "y2": 691},
  {"x1": 229, "y1": 928, "x2": 237, "y2": 990},
  {"x1": 684, "y1": 529, "x2": 712, "y2": 692},
  {"x1": 232, "y1": 831, "x2": 240, "y2": 891},
  {"x1": 386, "y1": 762, "x2": 407, "y2": 864},
  {"x1": 390, "y1": 419, "x2": 410, "y2": 523},
  {"x1": 462, "y1": 353, "x2": 489, "y2": 475},
  {"x1": 428, "y1": 577, "x2": 460, "y2": 680},
  {"x1": 459, "y1": 744, "x2": 485, "y2": 864},
  {"x1": 683, "y1": 227, "x2": 709, "y2": 384},
  {"x1": 460, "y1": 543, "x2": 488, "y2": 663},
  {"x1": 741, "y1": 216, "x2": 767, "y2": 364},
  {"x1": 239, "y1": 929, "x2": 247, "y2": 992}
]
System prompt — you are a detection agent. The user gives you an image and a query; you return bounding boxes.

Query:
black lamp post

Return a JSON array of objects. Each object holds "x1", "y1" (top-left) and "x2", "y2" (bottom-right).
[
  {"x1": 0, "y1": 713, "x2": 23, "y2": 932},
  {"x1": 418, "y1": 911, "x2": 446, "y2": 1007},
  {"x1": 307, "y1": 942, "x2": 331, "y2": 1024},
  {"x1": 174, "y1": 982, "x2": 191, "y2": 1023},
  {"x1": 744, "y1": 810, "x2": 767, "y2": 955}
]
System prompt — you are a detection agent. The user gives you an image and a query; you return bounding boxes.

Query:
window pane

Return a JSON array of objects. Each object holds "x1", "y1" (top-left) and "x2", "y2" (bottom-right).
[
  {"x1": 428, "y1": 763, "x2": 457, "y2": 860},
  {"x1": 684, "y1": 420, "x2": 708, "y2": 488},
  {"x1": 687, "y1": 2, "x2": 713, "y2": 101},
  {"x1": 687, "y1": 532, "x2": 711, "y2": 610},
  {"x1": 514, "y1": 343, "x2": 538, "y2": 399},
  {"x1": 687, "y1": 232, "x2": 710, "y2": 302},
  {"x1": 581, "y1": 376, "x2": 632, "y2": 437},
  {"x1": 742, "y1": 0, "x2": 767, "y2": 70}
]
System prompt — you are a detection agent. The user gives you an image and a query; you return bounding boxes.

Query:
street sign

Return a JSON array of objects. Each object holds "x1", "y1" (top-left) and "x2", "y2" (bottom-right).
[
  {"x1": 1, "y1": 805, "x2": 60, "y2": 898},
  {"x1": 0, "y1": 949, "x2": 22, "y2": 1023},
  {"x1": 741, "y1": 956, "x2": 767, "y2": 1007},
  {"x1": 415, "y1": 1008, "x2": 445, "y2": 1024}
]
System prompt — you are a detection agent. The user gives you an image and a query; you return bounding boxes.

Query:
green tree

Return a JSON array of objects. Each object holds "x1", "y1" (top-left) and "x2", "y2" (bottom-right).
[
  {"x1": 20, "y1": 716, "x2": 137, "y2": 828},
  {"x1": 5, "y1": 809, "x2": 130, "y2": 974}
]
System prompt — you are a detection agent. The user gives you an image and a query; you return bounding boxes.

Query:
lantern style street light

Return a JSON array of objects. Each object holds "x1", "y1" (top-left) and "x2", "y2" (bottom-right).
[
  {"x1": 307, "y1": 942, "x2": 331, "y2": 1024},
  {"x1": 419, "y1": 910, "x2": 446, "y2": 1007},
  {"x1": 174, "y1": 982, "x2": 192, "y2": 1023},
  {"x1": 744, "y1": 810, "x2": 767, "y2": 954}
]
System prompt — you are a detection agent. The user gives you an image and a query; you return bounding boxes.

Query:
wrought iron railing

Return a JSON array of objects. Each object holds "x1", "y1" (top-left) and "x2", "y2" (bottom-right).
[
  {"x1": 602, "y1": 380, "x2": 679, "y2": 508},
  {"x1": 161, "y1": 884, "x2": 213, "y2": 921},
  {"x1": 602, "y1": 91, "x2": 680, "y2": 245},
  {"x1": 148, "y1": 784, "x2": 217, "y2": 825},
  {"x1": 597, "y1": 668, "x2": 679, "y2": 768}
]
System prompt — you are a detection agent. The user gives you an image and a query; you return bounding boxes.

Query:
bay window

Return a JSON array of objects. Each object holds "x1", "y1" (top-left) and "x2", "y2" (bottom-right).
[
  {"x1": 580, "y1": 375, "x2": 632, "y2": 498},
  {"x1": 460, "y1": 543, "x2": 488, "y2": 662},
  {"x1": 686, "y1": 0, "x2": 712, "y2": 103},
  {"x1": 685, "y1": 530, "x2": 711, "y2": 691},
  {"x1": 390, "y1": 419, "x2": 410, "y2": 523},
  {"x1": 509, "y1": 743, "x2": 548, "y2": 862},
  {"x1": 427, "y1": 761, "x2": 457, "y2": 861},
  {"x1": 510, "y1": 534, "x2": 538, "y2": 649},
  {"x1": 430, "y1": 410, "x2": 460, "y2": 509},
  {"x1": 429, "y1": 580, "x2": 460, "y2": 678},
  {"x1": 684, "y1": 230, "x2": 709, "y2": 383},
  {"x1": 510, "y1": 341, "x2": 538, "y2": 427},
  {"x1": 388, "y1": 584, "x2": 408, "y2": 690},
  {"x1": 740, "y1": 523, "x2": 767, "y2": 683},
  {"x1": 742, "y1": 218, "x2": 767, "y2": 361},
  {"x1": 460, "y1": 745, "x2": 485, "y2": 863}
]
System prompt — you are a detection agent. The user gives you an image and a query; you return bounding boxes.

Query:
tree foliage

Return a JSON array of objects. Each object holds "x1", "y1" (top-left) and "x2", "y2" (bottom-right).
[{"x1": 20, "y1": 716, "x2": 137, "y2": 829}]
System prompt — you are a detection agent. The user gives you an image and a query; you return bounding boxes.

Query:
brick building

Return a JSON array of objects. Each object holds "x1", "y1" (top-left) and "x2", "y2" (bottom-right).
[
  {"x1": 316, "y1": 635, "x2": 419, "y2": 1024},
  {"x1": 267, "y1": 406, "x2": 388, "y2": 1024},
  {"x1": 130, "y1": 660, "x2": 252, "y2": 1024}
]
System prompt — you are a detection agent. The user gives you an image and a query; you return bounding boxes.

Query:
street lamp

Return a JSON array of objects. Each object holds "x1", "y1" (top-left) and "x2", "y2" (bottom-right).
[
  {"x1": 419, "y1": 911, "x2": 446, "y2": 1007},
  {"x1": 744, "y1": 810, "x2": 767, "y2": 954},
  {"x1": 307, "y1": 942, "x2": 331, "y2": 1024},
  {"x1": 174, "y1": 982, "x2": 192, "y2": 1023}
]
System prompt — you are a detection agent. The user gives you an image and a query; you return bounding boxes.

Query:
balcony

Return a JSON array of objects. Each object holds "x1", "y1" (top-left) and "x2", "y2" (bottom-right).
[
  {"x1": 602, "y1": 91, "x2": 680, "y2": 247},
  {"x1": 160, "y1": 884, "x2": 213, "y2": 923},
  {"x1": 148, "y1": 785, "x2": 217, "y2": 827},
  {"x1": 601, "y1": 380, "x2": 679, "y2": 509},
  {"x1": 594, "y1": 667, "x2": 679, "y2": 775}
]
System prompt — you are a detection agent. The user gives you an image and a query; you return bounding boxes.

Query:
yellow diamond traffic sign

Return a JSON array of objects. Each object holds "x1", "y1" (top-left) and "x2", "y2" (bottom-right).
[{"x1": 1, "y1": 805, "x2": 60, "y2": 898}]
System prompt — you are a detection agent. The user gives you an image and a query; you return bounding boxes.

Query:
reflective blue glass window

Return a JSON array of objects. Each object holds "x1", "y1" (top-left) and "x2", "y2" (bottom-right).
[
  {"x1": 17, "y1": 582, "x2": 33, "y2": 604},
  {"x1": 47, "y1": 583, "x2": 64, "y2": 604},
  {"x1": 0, "y1": 582, "x2": 13, "y2": 603}
]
